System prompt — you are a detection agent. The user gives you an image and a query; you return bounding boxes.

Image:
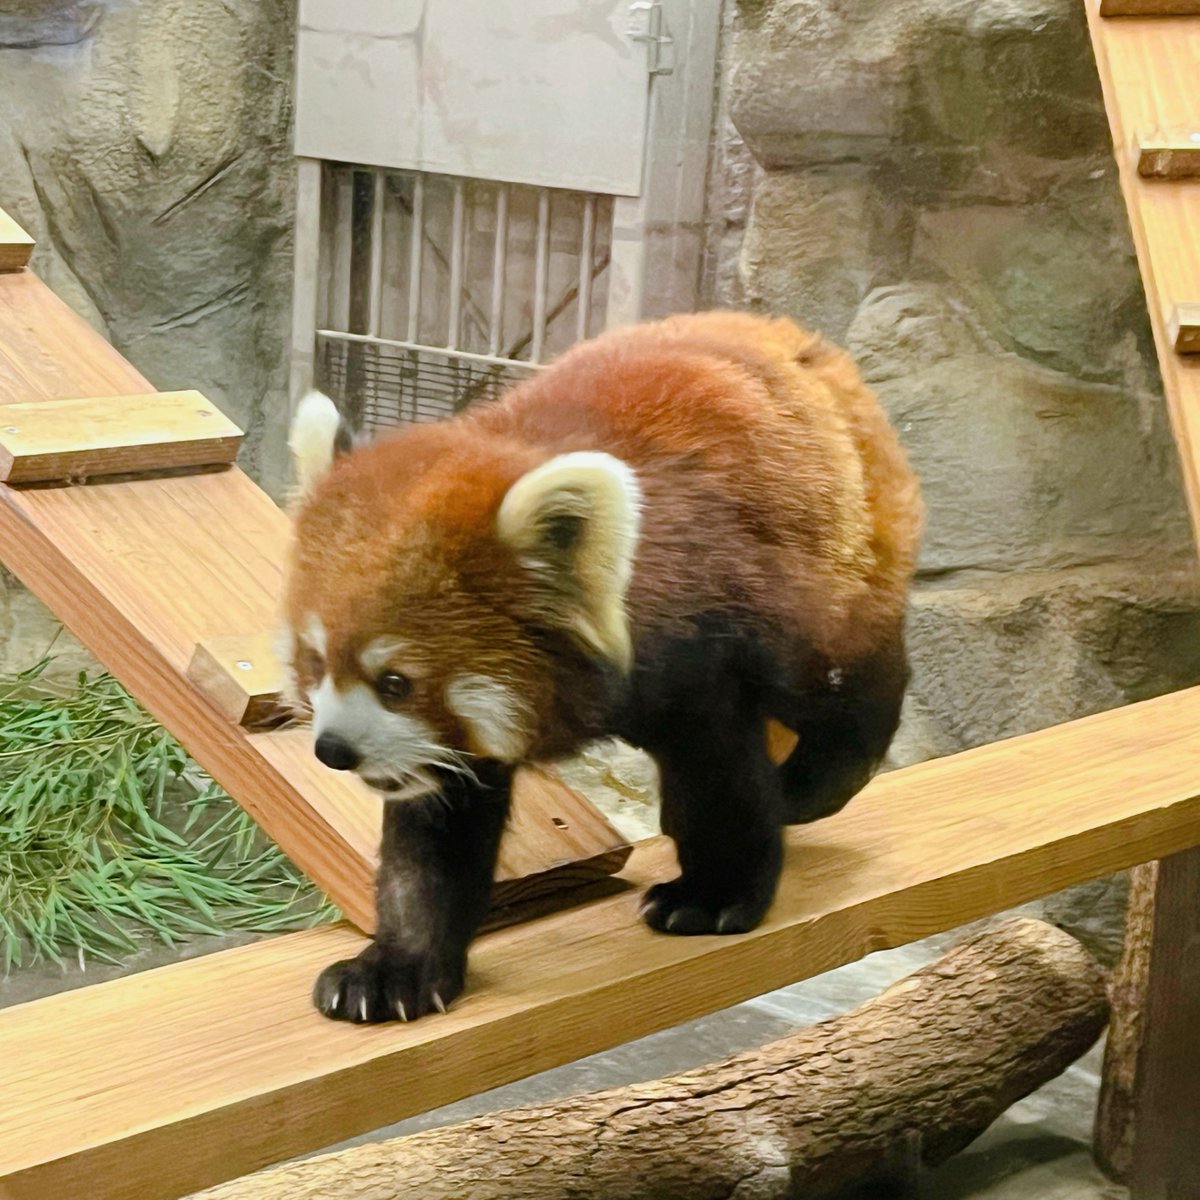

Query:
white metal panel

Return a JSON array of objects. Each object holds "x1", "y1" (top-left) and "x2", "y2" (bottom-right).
[{"x1": 295, "y1": 0, "x2": 652, "y2": 196}]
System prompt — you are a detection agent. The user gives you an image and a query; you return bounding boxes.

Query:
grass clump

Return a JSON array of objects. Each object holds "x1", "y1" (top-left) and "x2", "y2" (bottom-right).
[{"x1": 0, "y1": 660, "x2": 337, "y2": 972}]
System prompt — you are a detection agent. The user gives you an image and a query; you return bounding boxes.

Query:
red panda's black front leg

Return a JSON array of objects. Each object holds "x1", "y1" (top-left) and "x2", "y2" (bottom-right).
[
  {"x1": 641, "y1": 716, "x2": 784, "y2": 936},
  {"x1": 312, "y1": 761, "x2": 512, "y2": 1023}
]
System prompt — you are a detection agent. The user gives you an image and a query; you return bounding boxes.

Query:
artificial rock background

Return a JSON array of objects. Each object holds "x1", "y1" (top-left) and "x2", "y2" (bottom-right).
[{"x1": 2, "y1": 0, "x2": 1198, "y2": 956}]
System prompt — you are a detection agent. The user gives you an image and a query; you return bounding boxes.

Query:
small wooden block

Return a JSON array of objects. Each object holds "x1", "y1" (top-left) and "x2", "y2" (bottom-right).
[
  {"x1": 0, "y1": 207, "x2": 34, "y2": 272},
  {"x1": 1168, "y1": 303, "x2": 1200, "y2": 354},
  {"x1": 188, "y1": 634, "x2": 289, "y2": 727},
  {"x1": 0, "y1": 390, "x2": 243, "y2": 484},
  {"x1": 1100, "y1": 0, "x2": 1200, "y2": 13},
  {"x1": 1134, "y1": 132, "x2": 1200, "y2": 178}
]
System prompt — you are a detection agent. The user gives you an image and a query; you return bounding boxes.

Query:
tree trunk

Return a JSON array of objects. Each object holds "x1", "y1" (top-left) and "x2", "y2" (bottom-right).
[
  {"x1": 1095, "y1": 848, "x2": 1200, "y2": 1196},
  {"x1": 195, "y1": 918, "x2": 1107, "y2": 1200}
]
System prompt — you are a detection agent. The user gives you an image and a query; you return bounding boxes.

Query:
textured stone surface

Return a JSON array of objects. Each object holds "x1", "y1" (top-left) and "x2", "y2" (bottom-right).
[{"x1": 0, "y1": 0, "x2": 296, "y2": 497}]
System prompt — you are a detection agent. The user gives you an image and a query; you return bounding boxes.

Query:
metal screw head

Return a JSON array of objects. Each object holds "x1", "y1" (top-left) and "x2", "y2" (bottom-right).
[
  {"x1": 197, "y1": 410, "x2": 212, "y2": 418},
  {"x1": 3, "y1": 426, "x2": 18, "y2": 435},
  {"x1": 1190, "y1": 131, "x2": 1200, "y2": 144},
  {"x1": 235, "y1": 660, "x2": 254, "y2": 671}
]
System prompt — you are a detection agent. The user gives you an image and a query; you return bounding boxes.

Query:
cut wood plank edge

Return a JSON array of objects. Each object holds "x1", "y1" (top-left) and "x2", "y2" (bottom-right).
[
  {"x1": 1099, "y1": 0, "x2": 1200, "y2": 13},
  {"x1": 0, "y1": 390, "x2": 244, "y2": 484},
  {"x1": 1167, "y1": 303, "x2": 1200, "y2": 355},
  {"x1": 187, "y1": 633, "x2": 290, "y2": 728},
  {"x1": 0, "y1": 207, "x2": 34, "y2": 272},
  {"x1": 1134, "y1": 132, "x2": 1200, "y2": 178}
]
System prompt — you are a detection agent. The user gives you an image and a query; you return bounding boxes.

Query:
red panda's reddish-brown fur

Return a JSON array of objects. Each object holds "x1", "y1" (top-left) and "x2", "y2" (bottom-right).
[
  {"x1": 289, "y1": 311, "x2": 921, "y2": 752},
  {"x1": 287, "y1": 312, "x2": 923, "y2": 1021}
]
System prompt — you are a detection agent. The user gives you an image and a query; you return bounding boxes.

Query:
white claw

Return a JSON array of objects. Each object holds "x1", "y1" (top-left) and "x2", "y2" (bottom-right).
[
  {"x1": 432, "y1": 992, "x2": 447, "y2": 1014},
  {"x1": 358, "y1": 995, "x2": 368, "y2": 1022},
  {"x1": 329, "y1": 988, "x2": 341, "y2": 1012},
  {"x1": 396, "y1": 1000, "x2": 409, "y2": 1022}
]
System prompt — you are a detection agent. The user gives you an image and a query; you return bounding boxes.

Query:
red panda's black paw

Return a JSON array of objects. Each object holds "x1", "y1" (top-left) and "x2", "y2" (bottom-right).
[
  {"x1": 639, "y1": 879, "x2": 769, "y2": 936},
  {"x1": 312, "y1": 943, "x2": 464, "y2": 1023}
]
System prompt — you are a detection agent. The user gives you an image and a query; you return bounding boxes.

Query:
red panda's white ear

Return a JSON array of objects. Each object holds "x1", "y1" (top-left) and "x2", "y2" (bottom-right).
[
  {"x1": 287, "y1": 390, "x2": 354, "y2": 499},
  {"x1": 497, "y1": 451, "x2": 641, "y2": 672}
]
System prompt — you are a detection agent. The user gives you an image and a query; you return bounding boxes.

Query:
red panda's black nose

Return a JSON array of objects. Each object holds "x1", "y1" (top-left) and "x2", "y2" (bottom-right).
[{"x1": 314, "y1": 733, "x2": 362, "y2": 772}]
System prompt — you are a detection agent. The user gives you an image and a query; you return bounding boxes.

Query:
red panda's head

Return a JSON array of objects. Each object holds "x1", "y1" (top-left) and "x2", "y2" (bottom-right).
[{"x1": 280, "y1": 392, "x2": 640, "y2": 796}]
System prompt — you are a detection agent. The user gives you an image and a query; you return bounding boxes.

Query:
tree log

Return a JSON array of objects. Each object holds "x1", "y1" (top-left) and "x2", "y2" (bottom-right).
[{"x1": 195, "y1": 919, "x2": 1107, "y2": 1200}]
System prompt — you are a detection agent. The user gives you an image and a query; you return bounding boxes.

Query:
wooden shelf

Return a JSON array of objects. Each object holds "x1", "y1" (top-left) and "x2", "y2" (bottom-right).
[{"x1": 5, "y1": 686, "x2": 1200, "y2": 1200}]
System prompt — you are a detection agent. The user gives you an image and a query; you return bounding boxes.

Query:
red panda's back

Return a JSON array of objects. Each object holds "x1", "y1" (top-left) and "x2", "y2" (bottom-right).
[{"x1": 476, "y1": 311, "x2": 921, "y2": 660}]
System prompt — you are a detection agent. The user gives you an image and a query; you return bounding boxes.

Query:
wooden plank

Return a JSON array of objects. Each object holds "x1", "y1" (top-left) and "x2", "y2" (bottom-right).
[
  {"x1": 1100, "y1": 0, "x2": 1200, "y2": 13},
  {"x1": 0, "y1": 266, "x2": 627, "y2": 933},
  {"x1": 0, "y1": 391, "x2": 243, "y2": 484},
  {"x1": 1135, "y1": 132, "x2": 1200, "y2": 178},
  {"x1": 187, "y1": 633, "x2": 289, "y2": 727},
  {"x1": 1167, "y1": 301, "x2": 1200, "y2": 353},
  {"x1": 1085, "y1": 0, "x2": 1200, "y2": 538},
  {"x1": 5, "y1": 685, "x2": 1200, "y2": 1200},
  {"x1": 0, "y1": 207, "x2": 34, "y2": 272}
]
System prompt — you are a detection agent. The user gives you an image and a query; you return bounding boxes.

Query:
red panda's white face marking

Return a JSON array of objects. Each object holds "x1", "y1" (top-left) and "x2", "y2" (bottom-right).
[
  {"x1": 309, "y1": 676, "x2": 449, "y2": 797},
  {"x1": 445, "y1": 674, "x2": 531, "y2": 760}
]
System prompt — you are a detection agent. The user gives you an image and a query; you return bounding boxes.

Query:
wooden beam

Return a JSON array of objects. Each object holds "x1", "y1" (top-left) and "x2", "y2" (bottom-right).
[
  {"x1": 0, "y1": 391, "x2": 244, "y2": 484},
  {"x1": 1100, "y1": 0, "x2": 1200, "y2": 14},
  {"x1": 1167, "y1": 302, "x2": 1200, "y2": 353},
  {"x1": 187, "y1": 633, "x2": 289, "y2": 727},
  {"x1": 0, "y1": 266, "x2": 628, "y2": 933},
  {"x1": 5, "y1": 685, "x2": 1200, "y2": 1200},
  {"x1": 0, "y1": 207, "x2": 34, "y2": 272}
]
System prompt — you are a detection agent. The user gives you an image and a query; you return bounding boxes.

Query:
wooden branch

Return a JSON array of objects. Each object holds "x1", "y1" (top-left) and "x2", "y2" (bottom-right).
[
  {"x1": 193, "y1": 918, "x2": 1108, "y2": 1200},
  {"x1": 1095, "y1": 847, "x2": 1200, "y2": 1194}
]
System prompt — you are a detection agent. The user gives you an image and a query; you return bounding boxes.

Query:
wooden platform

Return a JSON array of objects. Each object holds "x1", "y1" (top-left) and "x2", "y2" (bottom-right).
[
  {"x1": 4, "y1": 686, "x2": 1200, "y2": 1199},
  {"x1": 0, "y1": 250, "x2": 630, "y2": 934}
]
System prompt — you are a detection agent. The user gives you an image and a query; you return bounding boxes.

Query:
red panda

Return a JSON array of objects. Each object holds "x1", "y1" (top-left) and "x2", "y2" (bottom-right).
[{"x1": 283, "y1": 311, "x2": 923, "y2": 1023}]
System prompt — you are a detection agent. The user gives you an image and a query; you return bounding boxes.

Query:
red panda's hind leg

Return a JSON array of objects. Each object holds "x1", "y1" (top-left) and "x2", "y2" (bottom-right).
[
  {"x1": 641, "y1": 713, "x2": 785, "y2": 936},
  {"x1": 776, "y1": 630, "x2": 909, "y2": 825}
]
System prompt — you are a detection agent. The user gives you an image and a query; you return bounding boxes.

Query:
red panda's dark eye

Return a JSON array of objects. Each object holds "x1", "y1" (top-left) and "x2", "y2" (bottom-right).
[{"x1": 375, "y1": 671, "x2": 411, "y2": 702}]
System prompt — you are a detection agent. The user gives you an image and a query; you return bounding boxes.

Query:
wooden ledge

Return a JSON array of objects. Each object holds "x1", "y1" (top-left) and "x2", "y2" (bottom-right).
[
  {"x1": 0, "y1": 208, "x2": 34, "y2": 272},
  {"x1": 1100, "y1": 0, "x2": 1200, "y2": 14},
  {"x1": 0, "y1": 391, "x2": 243, "y2": 484},
  {"x1": 1168, "y1": 302, "x2": 1200, "y2": 353},
  {"x1": 1135, "y1": 132, "x2": 1200, "y2": 178},
  {"x1": 5, "y1": 686, "x2": 1200, "y2": 1200}
]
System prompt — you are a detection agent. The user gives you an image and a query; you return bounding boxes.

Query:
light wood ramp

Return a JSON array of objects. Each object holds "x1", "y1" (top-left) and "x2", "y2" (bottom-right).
[
  {"x1": 1085, "y1": 1, "x2": 1200, "y2": 511},
  {"x1": 0, "y1": 239, "x2": 630, "y2": 933},
  {"x1": 4, "y1": 686, "x2": 1200, "y2": 1199}
]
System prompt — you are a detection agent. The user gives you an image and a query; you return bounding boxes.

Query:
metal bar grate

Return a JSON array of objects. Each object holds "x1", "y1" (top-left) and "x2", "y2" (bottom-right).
[{"x1": 314, "y1": 165, "x2": 614, "y2": 434}]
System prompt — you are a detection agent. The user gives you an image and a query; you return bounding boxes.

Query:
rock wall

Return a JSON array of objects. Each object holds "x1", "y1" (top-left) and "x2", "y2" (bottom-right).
[{"x1": 0, "y1": 0, "x2": 296, "y2": 677}]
